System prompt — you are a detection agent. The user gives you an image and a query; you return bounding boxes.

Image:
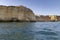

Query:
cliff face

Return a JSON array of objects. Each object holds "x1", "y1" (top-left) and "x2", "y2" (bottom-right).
[
  {"x1": 36, "y1": 16, "x2": 51, "y2": 22},
  {"x1": 17, "y1": 6, "x2": 36, "y2": 21},
  {"x1": 0, "y1": 5, "x2": 36, "y2": 22}
]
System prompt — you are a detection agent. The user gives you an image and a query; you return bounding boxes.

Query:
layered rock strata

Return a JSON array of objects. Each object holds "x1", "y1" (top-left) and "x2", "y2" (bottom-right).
[{"x1": 0, "y1": 5, "x2": 36, "y2": 22}]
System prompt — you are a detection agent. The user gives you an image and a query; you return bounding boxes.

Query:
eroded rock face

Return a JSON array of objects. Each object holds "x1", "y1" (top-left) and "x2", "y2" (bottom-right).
[
  {"x1": 17, "y1": 6, "x2": 36, "y2": 21},
  {"x1": 0, "y1": 5, "x2": 36, "y2": 22}
]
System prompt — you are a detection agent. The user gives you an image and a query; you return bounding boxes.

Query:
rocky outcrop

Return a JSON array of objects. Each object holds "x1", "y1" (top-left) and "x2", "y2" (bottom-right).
[
  {"x1": 0, "y1": 5, "x2": 36, "y2": 22},
  {"x1": 36, "y1": 15, "x2": 60, "y2": 22},
  {"x1": 17, "y1": 6, "x2": 36, "y2": 22},
  {"x1": 36, "y1": 15, "x2": 51, "y2": 22}
]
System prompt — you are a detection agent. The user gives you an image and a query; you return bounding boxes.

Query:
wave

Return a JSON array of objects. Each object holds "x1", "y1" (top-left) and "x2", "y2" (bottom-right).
[{"x1": 35, "y1": 30, "x2": 58, "y2": 36}]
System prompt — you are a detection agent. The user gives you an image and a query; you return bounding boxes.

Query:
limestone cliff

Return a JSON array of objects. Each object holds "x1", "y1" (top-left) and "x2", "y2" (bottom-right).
[
  {"x1": 36, "y1": 15, "x2": 51, "y2": 22},
  {"x1": 0, "y1": 5, "x2": 36, "y2": 22}
]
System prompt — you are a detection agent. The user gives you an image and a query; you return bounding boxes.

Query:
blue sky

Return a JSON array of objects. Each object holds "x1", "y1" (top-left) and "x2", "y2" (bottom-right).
[{"x1": 0, "y1": 0, "x2": 60, "y2": 15}]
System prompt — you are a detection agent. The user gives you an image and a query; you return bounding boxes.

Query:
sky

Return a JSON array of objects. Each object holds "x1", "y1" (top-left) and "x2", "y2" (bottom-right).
[{"x1": 0, "y1": 0, "x2": 60, "y2": 15}]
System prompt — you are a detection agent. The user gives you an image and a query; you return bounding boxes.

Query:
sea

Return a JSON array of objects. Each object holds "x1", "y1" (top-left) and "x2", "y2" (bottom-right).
[{"x1": 0, "y1": 22, "x2": 60, "y2": 40}]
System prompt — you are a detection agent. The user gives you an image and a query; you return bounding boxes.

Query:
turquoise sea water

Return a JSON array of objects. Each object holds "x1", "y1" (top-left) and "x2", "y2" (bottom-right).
[{"x1": 0, "y1": 22, "x2": 60, "y2": 40}]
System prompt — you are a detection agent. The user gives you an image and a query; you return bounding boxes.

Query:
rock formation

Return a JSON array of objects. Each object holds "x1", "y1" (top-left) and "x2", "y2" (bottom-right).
[
  {"x1": 36, "y1": 15, "x2": 51, "y2": 22},
  {"x1": 0, "y1": 5, "x2": 36, "y2": 22}
]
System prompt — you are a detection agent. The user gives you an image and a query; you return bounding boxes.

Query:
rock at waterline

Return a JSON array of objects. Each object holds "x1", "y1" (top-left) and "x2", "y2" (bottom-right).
[{"x1": 0, "y1": 5, "x2": 36, "y2": 22}]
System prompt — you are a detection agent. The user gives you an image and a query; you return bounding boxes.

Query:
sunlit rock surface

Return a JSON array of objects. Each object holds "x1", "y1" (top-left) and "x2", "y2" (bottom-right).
[{"x1": 0, "y1": 5, "x2": 36, "y2": 22}]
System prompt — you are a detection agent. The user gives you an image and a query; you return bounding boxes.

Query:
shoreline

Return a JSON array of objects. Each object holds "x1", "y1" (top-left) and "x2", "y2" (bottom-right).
[{"x1": 0, "y1": 5, "x2": 59, "y2": 22}]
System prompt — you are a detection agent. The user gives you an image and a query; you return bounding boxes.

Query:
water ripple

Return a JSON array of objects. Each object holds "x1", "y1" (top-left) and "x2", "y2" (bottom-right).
[{"x1": 35, "y1": 31, "x2": 58, "y2": 36}]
